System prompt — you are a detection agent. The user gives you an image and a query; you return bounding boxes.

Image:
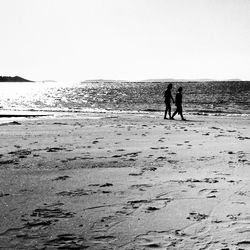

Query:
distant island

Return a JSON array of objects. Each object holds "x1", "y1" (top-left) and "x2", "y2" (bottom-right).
[
  {"x1": 82, "y1": 78, "x2": 243, "y2": 83},
  {"x1": 0, "y1": 76, "x2": 33, "y2": 82},
  {"x1": 42, "y1": 80, "x2": 57, "y2": 83}
]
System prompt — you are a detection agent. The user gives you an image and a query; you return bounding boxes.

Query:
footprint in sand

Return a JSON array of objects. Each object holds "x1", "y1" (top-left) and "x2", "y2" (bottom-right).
[
  {"x1": 156, "y1": 156, "x2": 167, "y2": 161},
  {"x1": 45, "y1": 234, "x2": 88, "y2": 249},
  {"x1": 202, "y1": 132, "x2": 210, "y2": 136},
  {"x1": 227, "y1": 129, "x2": 237, "y2": 133},
  {"x1": 142, "y1": 166, "x2": 157, "y2": 172},
  {"x1": 235, "y1": 191, "x2": 248, "y2": 196},
  {"x1": 198, "y1": 188, "x2": 218, "y2": 198},
  {"x1": 227, "y1": 213, "x2": 241, "y2": 221},
  {"x1": 186, "y1": 178, "x2": 219, "y2": 184},
  {"x1": 53, "y1": 175, "x2": 70, "y2": 181},
  {"x1": 31, "y1": 202, "x2": 75, "y2": 219},
  {"x1": 145, "y1": 206, "x2": 160, "y2": 212},
  {"x1": 100, "y1": 183, "x2": 113, "y2": 187},
  {"x1": 57, "y1": 189, "x2": 95, "y2": 196},
  {"x1": 129, "y1": 172, "x2": 143, "y2": 176},
  {"x1": 187, "y1": 212, "x2": 208, "y2": 221},
  {"x1": 90, "y1": 235, "x2": 116, "y2": 246},
  {"x1": 8, "y1": 149, "x2": 32, "y2": 159},
  {"x1": 112, "y1": 154, "x2": 123, "y2": 158},
  {"x1": 129, "y1": 183, "x2": 152, "y2": 191},
  {"x1": 126, "y1": 199, "x2": 163, "y2": 212},
  {"x1": 238, "y1": 136, "x2": 250, "y2": 140},
  {"x1": 209, "y1": 126, "x2": 220, "y2": 130},
  {"x1": 150, "y1": 147, "x2": 159, "y2": 150},
  {"x1": 46, "y1": 147, "x2": 66, "y2": 152},
  {"x1": 236, "y1": 240, "x2": 250, "y2": 248}
]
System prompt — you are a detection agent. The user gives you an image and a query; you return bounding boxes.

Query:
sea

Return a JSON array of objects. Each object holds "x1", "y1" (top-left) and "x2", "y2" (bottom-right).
[{"x1": 0, "y1": 81, "x2": 249, "y2": 117}]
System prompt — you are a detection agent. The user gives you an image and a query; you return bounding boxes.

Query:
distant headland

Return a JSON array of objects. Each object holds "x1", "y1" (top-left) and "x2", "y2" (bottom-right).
[
  {"x1": 82, "y1": 78, "x2": 244, "y2": 84},
  {"x1": 0, "y1": 76, "x2": 33, "y2": 82}
]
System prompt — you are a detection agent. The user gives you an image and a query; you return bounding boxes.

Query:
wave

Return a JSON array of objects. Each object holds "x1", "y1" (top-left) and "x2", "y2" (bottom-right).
[{"x1": 1, "y1": 107, "x2": 249, "y2": 118}]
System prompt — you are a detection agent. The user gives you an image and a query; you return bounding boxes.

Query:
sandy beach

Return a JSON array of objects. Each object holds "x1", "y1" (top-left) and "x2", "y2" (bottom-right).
[{"x1": 0, "y1": 112, "x2": 250, "y2": 249}]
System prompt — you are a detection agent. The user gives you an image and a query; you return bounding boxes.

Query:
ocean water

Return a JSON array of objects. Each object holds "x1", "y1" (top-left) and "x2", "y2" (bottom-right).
[{"x1": 0, "y1": 81, "x2": 249, "y2": 116}]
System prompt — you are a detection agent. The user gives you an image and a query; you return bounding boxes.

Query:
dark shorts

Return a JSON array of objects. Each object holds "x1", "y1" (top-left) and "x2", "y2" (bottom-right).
[
  {"x1": 165, "y1": 101, "x2": 171, "y2": 108},
  {"x1": 176, "y1": 105, "x2": 182, "y2": 114}
]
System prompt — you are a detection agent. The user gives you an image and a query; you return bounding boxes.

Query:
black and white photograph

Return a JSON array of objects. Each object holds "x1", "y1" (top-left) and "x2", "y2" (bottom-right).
[{"x1": 0, "y1": 0, "x2": 250, "y2": 249}]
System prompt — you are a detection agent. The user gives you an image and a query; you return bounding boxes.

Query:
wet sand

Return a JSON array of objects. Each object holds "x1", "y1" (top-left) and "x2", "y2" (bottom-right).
[{"x1": 0, "y1": 112, "x2": 250, "y2": 249}]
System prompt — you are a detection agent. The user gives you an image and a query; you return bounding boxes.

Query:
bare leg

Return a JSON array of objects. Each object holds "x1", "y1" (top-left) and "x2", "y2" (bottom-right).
[
  {"x1": 179, "y1": 106, "x2": 185, "y2": 120},
  {"x1": 180, "y1": 112, "x2": 186, "y2": 120},
  {"x1": 164, "y1": 104, "x2": 171, "y2": 119},
  {"x1": 172, "y1": 109, "x2": 177, "y2": 119},
  {"x1": 164, "y1": 107, "x2": 168, "y2": 119},
  {"x1": 168, "y1": 107, "x2": 171, "y2": 119}
]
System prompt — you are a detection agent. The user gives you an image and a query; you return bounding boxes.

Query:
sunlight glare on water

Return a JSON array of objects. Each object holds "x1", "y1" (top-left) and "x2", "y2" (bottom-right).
[{"x1": 0, "y1": 82, "x2": 79, "y2": 111}]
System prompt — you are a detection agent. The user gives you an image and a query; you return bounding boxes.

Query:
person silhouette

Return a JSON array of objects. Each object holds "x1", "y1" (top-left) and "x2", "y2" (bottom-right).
[
  {"x1": 172, "y1": 87, "x2": 186, "y2": 121},
  {"x1": 164, "y1": 83, "x2": 175, "y2": 119}
]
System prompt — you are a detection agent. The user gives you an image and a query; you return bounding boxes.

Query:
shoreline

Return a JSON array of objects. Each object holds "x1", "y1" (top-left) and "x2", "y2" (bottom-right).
[
  {"x1": 0, "y1": 113, "x2": 249, "y2": 249},
  {"x1": 0, "y1": 108, "x2": 249, "y2": 118}
]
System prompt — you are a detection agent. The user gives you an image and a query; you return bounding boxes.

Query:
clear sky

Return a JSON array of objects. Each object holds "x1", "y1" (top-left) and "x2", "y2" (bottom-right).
[{"x1": 0, "y1": 0, "x2": 250, "y2": 81}]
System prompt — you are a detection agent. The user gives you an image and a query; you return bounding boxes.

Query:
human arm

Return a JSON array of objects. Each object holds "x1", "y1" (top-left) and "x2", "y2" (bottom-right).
[{"x1": 171, "y1": 94, "x2": 175, "y2": 103}]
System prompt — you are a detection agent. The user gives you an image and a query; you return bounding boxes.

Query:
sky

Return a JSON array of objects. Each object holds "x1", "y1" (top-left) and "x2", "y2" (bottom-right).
[{"x1": 0, "y1": 0, "x2": 250, "y2": 81}]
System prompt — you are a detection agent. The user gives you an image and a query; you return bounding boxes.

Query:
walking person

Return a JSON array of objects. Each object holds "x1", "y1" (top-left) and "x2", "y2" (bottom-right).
[
  {"x1": 172, "y1": 87, "x2": 186, "y2": 121},
  {"x1": 164, "y1": 83, "x2": 175, "y2": 119}
]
